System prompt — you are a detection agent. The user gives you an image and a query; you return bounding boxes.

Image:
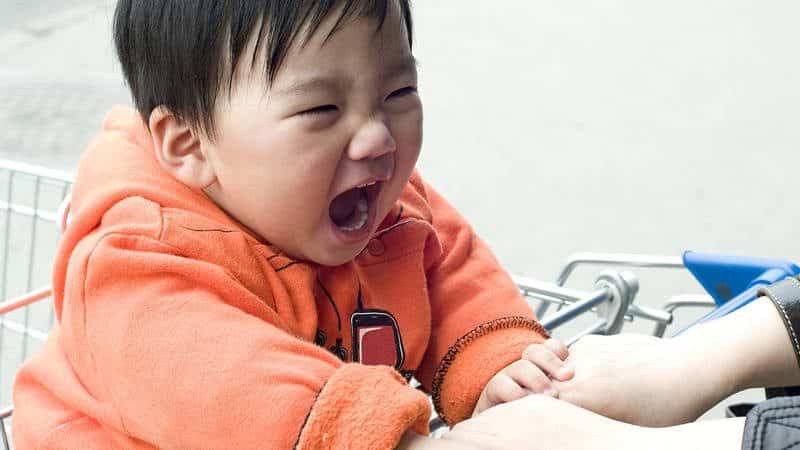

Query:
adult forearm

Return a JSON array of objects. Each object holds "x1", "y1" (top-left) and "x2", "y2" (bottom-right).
[
  {"x1": 676, "y1": 296, "x2": 799, "y2": 399},
  {"x1": 648, "y1": 418, "x2": 745, "y2": 450}
]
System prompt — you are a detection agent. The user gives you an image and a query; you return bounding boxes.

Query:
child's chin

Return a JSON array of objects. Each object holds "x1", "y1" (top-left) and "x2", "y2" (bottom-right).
[{"x1": 309, "y1": 245, "x2": 364, "y2": 267}]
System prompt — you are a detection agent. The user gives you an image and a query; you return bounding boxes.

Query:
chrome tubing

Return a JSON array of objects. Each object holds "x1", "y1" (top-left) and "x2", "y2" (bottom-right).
[
  {"x1": 653, "y1": 295, "x2": 716, "y2": 337},
  {"x1": 556, "y1": 253, "x2": 684, "y2": 287},
  {"x1": 541, "y1": 288, "x2": 612, "y2": 331}
]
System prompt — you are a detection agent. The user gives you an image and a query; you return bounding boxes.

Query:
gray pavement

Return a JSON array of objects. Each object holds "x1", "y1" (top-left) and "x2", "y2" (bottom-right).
[
  {"x1": 1, "y1": 0, "x2": 799, "y2": 425},
  {"x1": 0, "y1": 0, "x2": 129, "y2": 169},
  {"x1": 0, "y1": 0, "x2": 93, "y2": 30}
]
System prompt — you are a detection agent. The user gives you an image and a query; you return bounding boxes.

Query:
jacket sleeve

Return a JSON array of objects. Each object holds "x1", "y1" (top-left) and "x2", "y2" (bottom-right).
[
  {"x1": 67, "y1": 233, "x2": 430, "y2": 449},
  {"x1": 412, "y1": 178, "x2": 549, "y2": 425},
  {"x1": 742, "y1": 396, "x2": 800, "y2": 450}
]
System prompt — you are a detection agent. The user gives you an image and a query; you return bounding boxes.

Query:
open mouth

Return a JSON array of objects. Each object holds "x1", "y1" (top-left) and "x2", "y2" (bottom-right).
[{"x1": 329, "y1": 182, "x2": 381, "y2": 235}]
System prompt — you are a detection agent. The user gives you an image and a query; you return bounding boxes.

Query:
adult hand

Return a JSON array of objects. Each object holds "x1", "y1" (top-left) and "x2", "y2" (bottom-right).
[
  {"x1": 554, "y1": 333, "x2": 729, "y2": 427},
  {"x1": 555, "y1": 296, "x2": 800, "y2": 427}
]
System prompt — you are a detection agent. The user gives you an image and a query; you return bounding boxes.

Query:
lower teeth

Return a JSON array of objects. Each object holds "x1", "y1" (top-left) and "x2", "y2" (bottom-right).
[{"x1": 340, "y1": 196, "x2": 369, "y2": 232}]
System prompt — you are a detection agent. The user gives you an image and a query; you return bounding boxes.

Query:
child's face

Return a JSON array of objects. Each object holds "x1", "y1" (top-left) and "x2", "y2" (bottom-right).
[{"x1": 201, "y1": 3, "x2": 421, "y2": 266}]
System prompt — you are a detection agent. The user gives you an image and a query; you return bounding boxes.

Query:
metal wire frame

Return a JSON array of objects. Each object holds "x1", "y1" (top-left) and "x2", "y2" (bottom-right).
[{"x1": 0, "y1": 160, "x2": 72, "y2": 449}]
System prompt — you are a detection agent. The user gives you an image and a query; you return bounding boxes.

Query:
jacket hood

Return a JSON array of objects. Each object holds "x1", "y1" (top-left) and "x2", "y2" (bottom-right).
[{"x1": 52, "y1": 106, "x2": 235, "y2": 313}]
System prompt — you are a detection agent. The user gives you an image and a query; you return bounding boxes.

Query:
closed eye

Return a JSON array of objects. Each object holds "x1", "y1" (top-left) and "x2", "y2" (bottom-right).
[
  {"x1": 387, "y1": 87, "x2": 418, "y2": 100},
  {"x1": 298, "y1": 104, "x2": 339, "y2": 116}
]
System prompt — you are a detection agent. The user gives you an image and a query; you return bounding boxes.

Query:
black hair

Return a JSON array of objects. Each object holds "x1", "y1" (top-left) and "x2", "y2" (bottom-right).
[{"x1": 113, "y1": 0, "x2": 413, "y2": 137}]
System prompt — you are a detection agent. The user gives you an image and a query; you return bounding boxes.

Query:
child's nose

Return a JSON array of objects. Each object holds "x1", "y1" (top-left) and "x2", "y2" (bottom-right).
[{"x1": 346, "y1": 119, "x2": 396, "y2": 161}]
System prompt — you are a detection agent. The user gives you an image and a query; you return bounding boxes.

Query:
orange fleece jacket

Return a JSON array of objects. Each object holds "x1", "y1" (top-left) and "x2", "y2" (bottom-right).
[{"x1": 12, "y1": 106, "x2": 548, "y2": 449}]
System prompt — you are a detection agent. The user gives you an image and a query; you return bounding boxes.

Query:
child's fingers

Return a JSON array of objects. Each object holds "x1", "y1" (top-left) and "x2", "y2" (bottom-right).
[
  {"x1": 485, "y1": 372, "x2": 530, "y2": 406},
  {"x1": 522, "y1": 344, "x2": 574, "y2": 381},
  {"x1": 505, "y1": 360, "x2": 557, "y2": 397},
  {"x1": 544, "y1": 338, "x2": 569, "y2": 361}
]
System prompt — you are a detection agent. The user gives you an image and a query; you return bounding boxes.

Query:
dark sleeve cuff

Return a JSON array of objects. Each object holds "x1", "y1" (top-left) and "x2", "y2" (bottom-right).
[
  {"x1": 430, "y1": 317, "x2": 548, "y2": 425},
  {"x1": 757, "y1": 277, "x2": 800, "y2": 369},
  {"x1": 742, "y1": 396, "x2": 800, "y2": 450}
]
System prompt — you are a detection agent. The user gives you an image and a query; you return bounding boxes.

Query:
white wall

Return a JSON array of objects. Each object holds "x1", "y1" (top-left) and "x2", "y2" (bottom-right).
[{"x1": 414, "y1": 1, "x2": 800, "y2": 280}]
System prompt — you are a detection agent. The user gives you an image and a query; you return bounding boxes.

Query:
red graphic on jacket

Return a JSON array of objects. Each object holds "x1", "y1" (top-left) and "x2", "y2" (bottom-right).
[{"x1": 351, "y1": 310, "x2": 405, "y2": 369}]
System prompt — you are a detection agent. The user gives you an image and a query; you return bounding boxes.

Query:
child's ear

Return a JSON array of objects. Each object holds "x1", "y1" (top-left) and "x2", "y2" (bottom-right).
[{"x1": 149, "y1": 107, "x2": 217, "y2": 189}]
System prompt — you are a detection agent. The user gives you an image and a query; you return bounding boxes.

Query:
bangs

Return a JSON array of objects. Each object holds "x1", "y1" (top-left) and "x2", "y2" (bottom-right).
[{"x1": 234, "y1": 0, "x2": 411, "y2": 82}]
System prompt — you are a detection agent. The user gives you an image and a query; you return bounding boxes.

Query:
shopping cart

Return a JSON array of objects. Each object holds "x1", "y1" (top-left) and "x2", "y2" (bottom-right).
[
  {"x1": 0, "y1": 160, "x2": 71, "y2": 449},
  {"x1": 0, "y1": 158, "x2": 794, "y2": 447}
]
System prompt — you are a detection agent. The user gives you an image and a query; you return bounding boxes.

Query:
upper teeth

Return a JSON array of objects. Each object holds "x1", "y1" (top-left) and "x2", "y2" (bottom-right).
[{"x1": 357, "y1": 181, "x2": 377, "y2": 188}]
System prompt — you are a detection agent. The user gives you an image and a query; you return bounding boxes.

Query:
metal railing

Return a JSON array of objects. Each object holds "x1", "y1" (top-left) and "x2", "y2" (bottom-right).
[{"x1": 0, "y1": 160, "x2": 72, "y2": 447}]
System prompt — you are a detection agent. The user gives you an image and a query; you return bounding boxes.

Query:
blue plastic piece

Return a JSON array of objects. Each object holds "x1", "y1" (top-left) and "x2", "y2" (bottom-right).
[
  {"x1": 677, "y1": 251, "x2": 800, "y2": 334},
  {"x1": 683, "y1": 251, "x2": 800, "y2": 306}
]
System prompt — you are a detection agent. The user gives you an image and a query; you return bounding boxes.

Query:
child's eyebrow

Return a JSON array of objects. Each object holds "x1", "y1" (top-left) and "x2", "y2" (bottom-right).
[
  {"x1": 272, "y1": 54, "x2": 418, "y2": 99},
  {"x1": 272, "y1": 76, "x2": 344, "y2": 99}
]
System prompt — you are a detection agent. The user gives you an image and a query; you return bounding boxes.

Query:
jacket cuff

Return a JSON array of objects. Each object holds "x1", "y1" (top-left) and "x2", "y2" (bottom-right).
[
  {"x1": 431, "y1": 316, "x2": 548, "y2": 425},
  {"x1": 295, "y1": 364, "x2": 431, "y2": 450},
  {"x1": 757, "y1": 276, "x2": 800, "y2": 369},
  {"x1": 742, "y1": 396, "x2": 800, "y2": 450}
]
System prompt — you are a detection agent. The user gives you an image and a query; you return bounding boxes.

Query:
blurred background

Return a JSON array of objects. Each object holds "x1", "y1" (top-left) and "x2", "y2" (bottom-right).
[{"x1": 1, "y1": 0, "x2": 798, "y2": 421}]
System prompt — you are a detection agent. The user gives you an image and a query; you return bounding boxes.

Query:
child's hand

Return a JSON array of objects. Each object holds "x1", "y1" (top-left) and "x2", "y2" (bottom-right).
[{"x1": 473, "y1": 338, "x2": 573, "y2": 416}]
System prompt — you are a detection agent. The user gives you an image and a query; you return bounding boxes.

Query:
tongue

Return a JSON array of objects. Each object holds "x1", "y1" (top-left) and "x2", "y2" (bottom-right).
[{"x1": 330, "y1": 188, "x2": 363, "y2": 226}]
